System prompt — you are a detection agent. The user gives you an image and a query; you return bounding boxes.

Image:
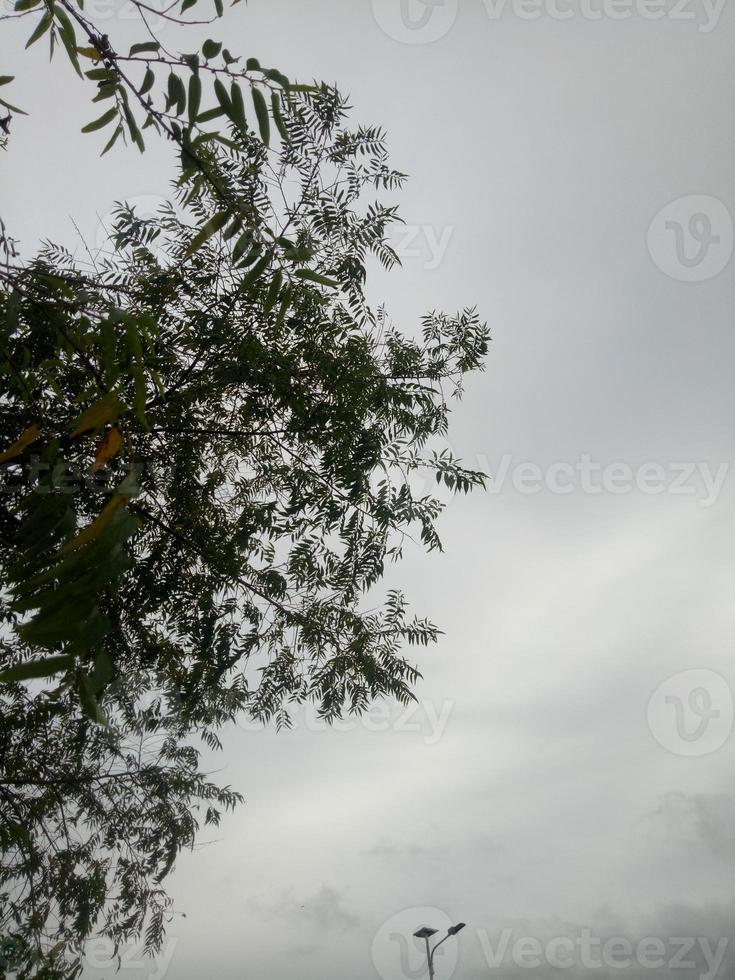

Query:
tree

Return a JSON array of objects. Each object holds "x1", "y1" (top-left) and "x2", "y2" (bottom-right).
[{"x1": 0, "y1": 2, "x2": 490, "y2": 976}]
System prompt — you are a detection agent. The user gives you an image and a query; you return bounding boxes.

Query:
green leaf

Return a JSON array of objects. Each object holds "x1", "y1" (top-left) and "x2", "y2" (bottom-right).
[
  {"x1": 286, "y1": 82, "x2": 319, "y2": 93},
  {"x1": 229, "y1": 81, "x2": 247, "y2": 134},
  {"x1": 0, "y1": 95, "x2": 27, "y2": 115},
  {"x1": 100, "y1": 123, "x2": 123, "y2": 155},
  {"x1": 14, "y1": 0, "x2": 41, "y2": 10},
  {"x1": 202, "y1": 38, "x2": 221, "y2": 59},
  {"x1": 92, "y1": 83, "x2": 117, "y2": 102},
  {"x1": 195, "y1": 106, "x2": 224, "y2": 123},
  {"x1": 213, "y1": 77, "x2": 231, "y2": 114},
  {"x1": 89, "y1": 648, "x2": 113, "y2": 694},
  {"x1": 222, "y1": 48, "x2": 239, "y2": 65},
  {"x1": 275, "y1": 286, "x2": 292, "y2": 328},
  {"x1": 251, "y1": 87, "x2": 269, "y2": 144},
  {"x1": 214, "y1": 0, "x2": 223, "y2": 15},
  {"x1": 185, "y1": 210, "x2": 229, "y2": 256},
  {"x1": 264, "y1": 68, "x2": 289, "y2": 87},
  {"x1": 232, "y1": 232, "x2": 257, "y2": 264},
  {"x1": 0, "y1": 77, "x2": 14, "y2": 86},
  {"x1": 81, "y1": 107, "x2": 118, "y2": 133},
  {"x1": 25, "y1": 10, "x2": 52, "y2": 49},
  {"x1": 223, "y1": 216, "x2": 242, "y2": 241},
  {"x1": 55, "y1": 8, "x2": 82, "y2": 77},
  {"x1": 187, "y1": 73, "x2": 201, "y2": 125},
  {"x1": 240, "y1": 253, "x2": 270, "y2": 290},
  {"x1": 270, "y1": 92, "x2": 289, "y2": 143},
  {"x1": 123, "y1": 103, "x2": 144, "y2": 151},
  {"x1": 294, "y1": 268, "x2": 338, "y2": 288},
  {"x1": 181, "y1": 0, "x2": 197, "y2": 11},
  {"x1": 86, "y1": 67, "x2": 115, "y2": 80},
  {"x1": 263, "y1": 270, "x2": 283, "y2": 315},
  {"x1": 283, "y1": 244, "x2": 313, "y2": 264},
  {"x1": 168, "y1": 73, "x2": 186, "y2": 115},
  {"x1": 77, "y1": 672, "x2": 111, "y2": 727},
  {"x1": 0, "y1": 654, "x2": 74, "y2": 684},
  {"x1": 245, "y1": 56, "x2": 261, "y2": 71},
  {"x1": 129, "y1": 41, "x2": 160, "y2": 55},
  {"x1": 139, "y1": 66, "x2": 155, "y2": 95}
]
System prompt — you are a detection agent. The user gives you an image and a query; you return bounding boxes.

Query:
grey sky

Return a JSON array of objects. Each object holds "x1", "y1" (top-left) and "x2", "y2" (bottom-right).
[{"x1": 3, "y1": 1, "x2": 735, "y2": 978}]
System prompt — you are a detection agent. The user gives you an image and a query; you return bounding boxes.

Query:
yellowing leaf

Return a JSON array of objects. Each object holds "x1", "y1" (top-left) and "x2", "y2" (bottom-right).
[
  {"x1": 0, "y1": 423, "x2": 41, "y2": 464},
  {"x1": 92, "y1": 426, "x2": 123, "y2": 472},
  {"x1": 71, "y1": 392, "x2": 124, "y2": 437},
  {"x1": 63, "y1": 495, "x2": 127, "y2": 553},
  {"x1": 77, "y1": 46, "x2": 100, "y2": 60}
]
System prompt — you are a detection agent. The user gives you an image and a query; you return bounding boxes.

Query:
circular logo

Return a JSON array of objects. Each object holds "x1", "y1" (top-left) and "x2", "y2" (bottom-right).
[
  {"x1": 647, "y1": 669, "x2": 733, "y2": 757},
  {"x1": 371, "y1": 0, "x2": 458, "y2": 45},
  {"x1": 647, "y1": 195, "x2": 733, "y2": 282},
  {"x1": 371, "y1": 906, "x2": 459, "y2": 980}
]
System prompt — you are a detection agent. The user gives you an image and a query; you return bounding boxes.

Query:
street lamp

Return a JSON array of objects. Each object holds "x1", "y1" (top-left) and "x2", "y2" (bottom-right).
[{"x1": 413, "y1": 922, "x2": 466, "y2": 979}]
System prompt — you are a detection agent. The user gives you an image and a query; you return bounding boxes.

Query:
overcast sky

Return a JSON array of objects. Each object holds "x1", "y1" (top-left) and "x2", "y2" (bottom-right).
[{"x1": 4, "y1": 1, "x2": 735, "y2": 978}]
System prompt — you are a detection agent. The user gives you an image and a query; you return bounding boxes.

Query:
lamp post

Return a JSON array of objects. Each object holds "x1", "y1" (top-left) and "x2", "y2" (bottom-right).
[{"x1": 413, "y1": 922, "x2": 466, "y2": 979}]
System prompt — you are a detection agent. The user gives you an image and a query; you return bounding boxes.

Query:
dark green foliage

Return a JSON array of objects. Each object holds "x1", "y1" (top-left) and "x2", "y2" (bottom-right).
[
  {"x1": 2, "y1": 86, "x2": 488, "y2": 729},
  {"x1": 0, "y1": 678, "x2": 241, "y2": 979},
  {"x1": 1, "y1": 4, "x2": 489, "y2": 976}
]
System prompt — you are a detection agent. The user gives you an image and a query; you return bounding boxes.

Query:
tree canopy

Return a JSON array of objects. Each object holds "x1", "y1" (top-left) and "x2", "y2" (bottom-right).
[{"x1": 0, "y1": 2, "x2": 489, "y2": 976}]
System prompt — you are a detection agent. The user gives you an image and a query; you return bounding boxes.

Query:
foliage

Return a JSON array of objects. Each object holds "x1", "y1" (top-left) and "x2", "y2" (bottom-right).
[
  {"x1": 1, "y1": 1, "x2": 489, "y2": 975},
  {"x1": 1, "y1": 0, "x2": 298, "y2": 163},
  {"x1": 0, "y1": 677, "x2": 240, "y2": 979}
]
